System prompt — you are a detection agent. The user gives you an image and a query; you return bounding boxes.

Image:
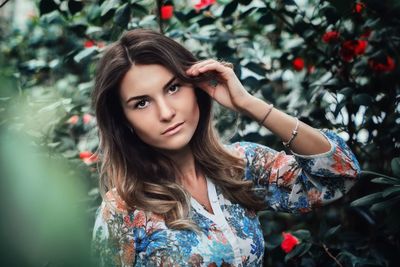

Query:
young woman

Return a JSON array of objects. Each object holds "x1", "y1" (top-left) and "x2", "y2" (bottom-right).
[{"x1": 91, "y1": 28, "x2": 361, "y2": 266}]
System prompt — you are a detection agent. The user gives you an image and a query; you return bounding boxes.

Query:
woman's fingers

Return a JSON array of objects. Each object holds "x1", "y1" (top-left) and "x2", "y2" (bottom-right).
[{"x1": 186, "y1": 59, "x2": 232, "y2": 76}]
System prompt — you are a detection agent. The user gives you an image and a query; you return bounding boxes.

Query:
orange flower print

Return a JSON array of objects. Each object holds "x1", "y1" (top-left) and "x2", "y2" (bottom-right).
[
  {"x1": 133, "y1": 211, "x2": 146, "y2": 228},
  {"x1": 124, "y1": 215, "x2": 135, "y2": 228},
  {"x1": 122, "y1": 240, "x2": 135, "y2": 266}
]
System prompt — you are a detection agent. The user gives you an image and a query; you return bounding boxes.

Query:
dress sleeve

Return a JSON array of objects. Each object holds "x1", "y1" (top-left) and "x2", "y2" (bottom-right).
[
  {"x1": 91, "y1": 192, "x2": 141, "y2": 267},
  {"x1": 226, "y1": 129, "x2": 361, "y2": 213}
]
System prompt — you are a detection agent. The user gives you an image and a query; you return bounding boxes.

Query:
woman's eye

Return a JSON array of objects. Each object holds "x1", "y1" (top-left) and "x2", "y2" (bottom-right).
[
  {"x1": 134, "y1": 99, "x2": 149, "y2": 109},
  {"x1": 168, "y1": 83, "x2": 181, "y2": 94}
]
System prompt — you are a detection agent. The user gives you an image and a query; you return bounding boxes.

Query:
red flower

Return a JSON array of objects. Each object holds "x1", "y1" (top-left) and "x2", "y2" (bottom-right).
[
  {"x1": 354, "y1": 2, "x2": 365, "y2": 13},
  {"x1": 339, "y1": 40, "x2": 368, "y2": 62},
  {"x1": 292, "y1": 57, "x2": 305, "y2": 71},
  {"x1": 194, "y1": 0, "x2": 216, "y2": 11},
  {"x1": 79, "y1": 151, "x2": 98, "y2": 164},
  {"x1": 360, "y1": 28, "x2": 372, "y2": 39},
  {"x1": 368, "y1": 56, "x2": 396, "y2": 72},
  {"x1": 83, "y1": 113, "x2": 93, "y2": 124},
  {"x1": 84, "y1": 40, "x2": 95, "y2": 48},
  {"x1": 322, "y1": 31, "x2": 340, "y2": 43},
  {"x1": 281, "y1": 232, "x2": 300, "y2": 253},
  {"x1": 160, "y1": 5, "x2": 174, "y2": 20},
  {"x1": 67, "y1": 115, "x2": 79, "y2": 125}
]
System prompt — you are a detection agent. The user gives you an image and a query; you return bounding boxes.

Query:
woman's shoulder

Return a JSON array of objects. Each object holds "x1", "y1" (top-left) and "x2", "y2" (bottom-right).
[{"x1": 96, "y1": 189, "x2": 166, "y2": 231}]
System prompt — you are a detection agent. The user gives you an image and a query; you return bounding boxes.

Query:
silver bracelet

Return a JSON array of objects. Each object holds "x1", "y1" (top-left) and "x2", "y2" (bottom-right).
[
  {"x1": 282, "y1": 118, "x2": 299, "y2": 149},
  {"x1": 258, "y1": 104, "x2": 274, "y2": 126}
]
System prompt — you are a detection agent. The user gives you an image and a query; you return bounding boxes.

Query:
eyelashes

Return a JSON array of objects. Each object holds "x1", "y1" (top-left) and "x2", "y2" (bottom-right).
[{"x1": 133, "y1": 83, "x2": 182, "y2": 109}]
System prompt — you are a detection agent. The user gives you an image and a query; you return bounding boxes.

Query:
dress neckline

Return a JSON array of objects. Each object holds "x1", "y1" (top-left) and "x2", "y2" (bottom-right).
[{"x1": 190, "y1": 177, "x2": 220, "y2": 218}]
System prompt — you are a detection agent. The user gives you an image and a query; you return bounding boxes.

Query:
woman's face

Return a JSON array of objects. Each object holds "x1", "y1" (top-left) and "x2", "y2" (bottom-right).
[{"x1": 119, "y1": 64, "x2": 200, "y2": 153}]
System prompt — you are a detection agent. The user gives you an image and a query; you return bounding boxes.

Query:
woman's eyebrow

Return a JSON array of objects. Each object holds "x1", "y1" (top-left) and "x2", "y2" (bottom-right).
[{"x1": 125, "y1": 76, "x2": 176, "y2": 104}]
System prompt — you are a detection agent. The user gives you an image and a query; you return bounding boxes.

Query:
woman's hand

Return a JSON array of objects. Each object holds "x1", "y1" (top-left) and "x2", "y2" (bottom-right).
[{"x1": 186, "y1": 59, "x2": 253, "y2": 112}]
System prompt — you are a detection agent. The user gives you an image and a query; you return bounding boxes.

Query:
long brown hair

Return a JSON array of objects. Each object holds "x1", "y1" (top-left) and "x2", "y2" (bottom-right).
[{"x1": 92, "y1": 28, "x2": 266, "y2": 232}]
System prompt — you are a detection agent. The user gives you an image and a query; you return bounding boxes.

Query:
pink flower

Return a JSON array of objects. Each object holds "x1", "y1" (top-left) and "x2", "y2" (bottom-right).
[
  {"x1": 292, "y1": 57, "x2": 305, "y2": 71},
  {"x1": 194, "y1": 0, "x2": 216, "y2": 11},
  {"x1": 281, "y1": 232, "x2": 300, "y2": 253},
  {"x1": 83, "y1": 113, "x2": 93, "y2": 124},
  {"x1": 79, "y1": 151, "x2": 98, "y2": 165},
  {"x1": 67, "y1": 115, "x2": 79, "y2": 125},
  {"x1": 161, "y1": 5, "x2": 174, "y2": 20}
]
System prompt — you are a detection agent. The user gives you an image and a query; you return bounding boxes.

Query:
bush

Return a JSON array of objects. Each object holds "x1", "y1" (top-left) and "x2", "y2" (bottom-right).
[{"x1": 1, "y1": 0, "x2": 399, "y2": 266}]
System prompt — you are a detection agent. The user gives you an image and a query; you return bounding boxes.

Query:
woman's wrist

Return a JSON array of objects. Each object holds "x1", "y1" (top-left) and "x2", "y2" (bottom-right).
[{"x1": 236, "y1": 95, "x2": 262, "y2": 116}]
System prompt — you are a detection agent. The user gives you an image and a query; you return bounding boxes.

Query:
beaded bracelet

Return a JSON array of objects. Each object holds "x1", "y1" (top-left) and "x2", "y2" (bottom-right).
[
  {"x1": 258, "y1": 104, "x2": 274, "y2": 126},
  {"x1": 282, "y1": 118, "x2": 299, "y2": 149}
]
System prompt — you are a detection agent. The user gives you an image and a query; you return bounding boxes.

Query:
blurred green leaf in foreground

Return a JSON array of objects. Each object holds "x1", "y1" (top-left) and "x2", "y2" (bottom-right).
[{"x1": 0, "y1": 65, "x2": 95, "y2": 267}]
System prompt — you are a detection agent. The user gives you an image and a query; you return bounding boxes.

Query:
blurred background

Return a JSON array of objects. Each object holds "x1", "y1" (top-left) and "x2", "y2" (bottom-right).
[{"x1": 0, "y1": 0, "x2": 399, "y2": 266}]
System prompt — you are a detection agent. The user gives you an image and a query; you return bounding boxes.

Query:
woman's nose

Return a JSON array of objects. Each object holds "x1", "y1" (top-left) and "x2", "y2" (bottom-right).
[{"x1": 158, "y1": 99, "x2": 176, "y2": 121}]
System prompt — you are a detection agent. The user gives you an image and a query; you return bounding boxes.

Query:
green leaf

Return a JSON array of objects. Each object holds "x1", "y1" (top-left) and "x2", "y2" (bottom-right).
[
  {"x1": 284, "y1": 0, "x2": 296, "y2": 5},
  {"x1": 391, "y1": 157, "x2": 400, "y2": 177},
  {"x1": 73, "y1": 47, "x2": 97, "y2": 63},
  {"x1": 350, "y1": 192, "x2": 383, "y2": 207},
  {"x1": 114, "y1": 3, "x2": 131, "y2": 27},
  {"x1": 222, "y1": 0, "x2": 238, "y2": 17},
  {"x1": 371, "y1": 177, "x2": 400, "y2": 185},
  {"x1": 293, "y1": 229, "x2": 311, "y2": 240},
  {"x1": 39, "y1": 0, "x2": 59, "y2": 15},
  {"x1": 333, "y1": 100, "x2": 347, "y2": 117},
  {"x1": 238, "y1": 0, "x2": 252, "y2": 5},
  {"x1": 68, "y1": 0, "x2": 84, "y2": 15},
  {"x1": 239, "y1": 7, "x2": 257, "y2": 20},
  {"x1": 100, "y1": 0, "x2": 119, "y2": 16},
  {"x1": 131, "y1": 3, "x2": 148, "y2": 16},
  {"x1": 323, "y1": 225, "x2": 342, "y2": 240},
  {"x1": 244, "y1": 62, "x2": 266, "y2": 76},
  {"x1": 324, "y1": 78, "x2": 340, "y2": 89},
  {"x1": 258, "y1": 11, "x2": 274, "y2": 25},
  {"x1": 284, "y1": 242, "x2": 311, "y2": 262},
  {"x1": 338, "y1": 87, "x2": 353, "y2": 97},
  {"x1": 322, "y1": 6, "x2": 340, "y2": 24},
  {"x1": 370, "y1": 196, "x2": 400, "y2": 211},
  {"x1": 352, "y1": 93, "x2": 373, "y2": 106},
  {"x1": 327, "y1": 0, "x2": 351, "y2": 15},
  {"x1": 382, "y1": 186, "x2": 400, "y2": 198}
]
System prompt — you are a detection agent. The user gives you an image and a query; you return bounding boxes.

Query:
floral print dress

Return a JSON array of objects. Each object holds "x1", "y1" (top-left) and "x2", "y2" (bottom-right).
[{"x1": 92, "y1": 130, "x2": 361, "y2": 266}]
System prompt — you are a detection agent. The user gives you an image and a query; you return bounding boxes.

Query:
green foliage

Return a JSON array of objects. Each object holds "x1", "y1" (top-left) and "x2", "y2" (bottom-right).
[{"x1": 1, "y1": 0, "x2": 399, "y2": 266}]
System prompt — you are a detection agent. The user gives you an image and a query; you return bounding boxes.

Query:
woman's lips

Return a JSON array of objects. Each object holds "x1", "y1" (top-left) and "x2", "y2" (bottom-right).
[{"x1": 162, "y1": 122, "x2": 184, "y2": 135}]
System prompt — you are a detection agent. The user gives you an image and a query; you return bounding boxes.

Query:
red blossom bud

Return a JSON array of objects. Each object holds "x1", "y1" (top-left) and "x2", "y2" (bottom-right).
[
  {"x1": 339, "y1": 40, "x2": 367, "y2": 62},
  {"x1": 161, "y1": 5, "x2": 174, "y2": 20},
  {"x1": 322, "y1": 31, "x2": 340, "y2": 43},
  {"x1": 292, "y1": 57, "x2": 305, "y2": 71},
  {"x1": 368, "y1": 56, "x2": 396, "y2": 72},
  {"x1": 354, "y1": 2, "x2": 365, "y2": 13},
  {"x1": 281, "y1": 232, "x2": 300, "y2": 253},
  {"x1": 194, "y1": 0, "x2": 216, "y2": 11},
  {"x1": 84, "y1": 40, "x2": 95, "y2": 48}
]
